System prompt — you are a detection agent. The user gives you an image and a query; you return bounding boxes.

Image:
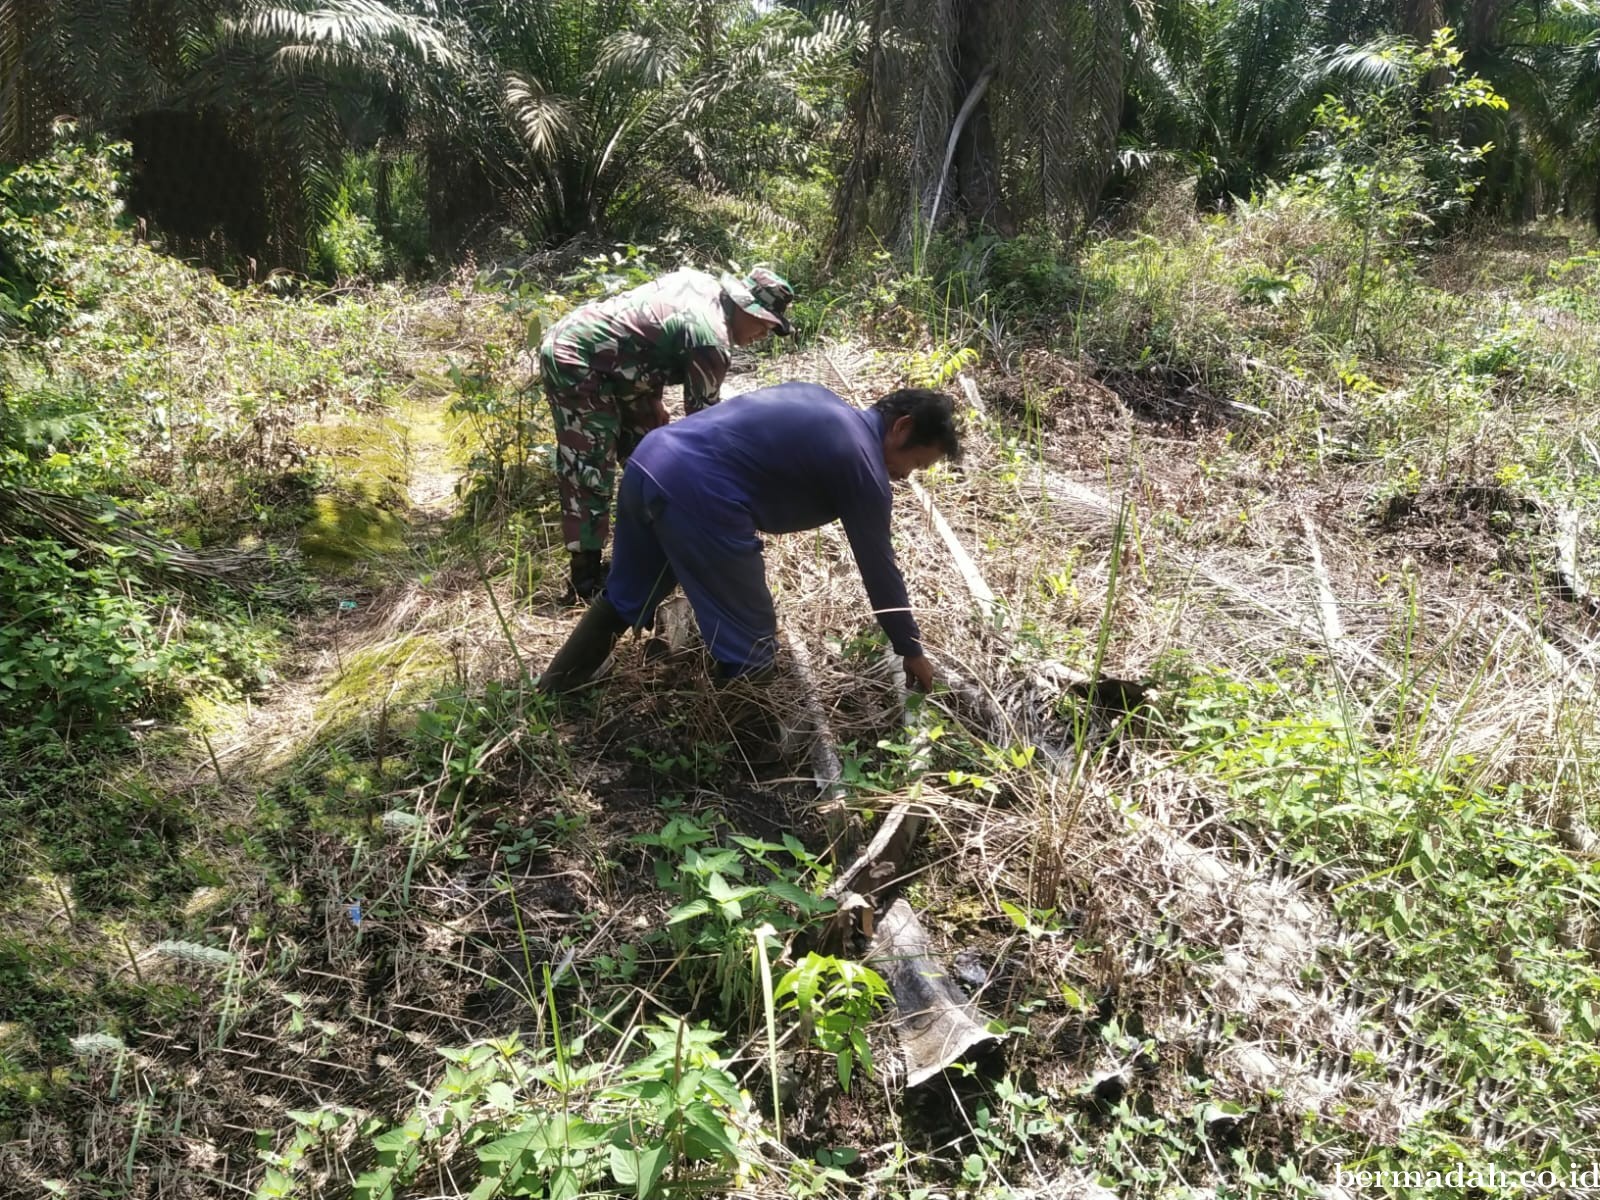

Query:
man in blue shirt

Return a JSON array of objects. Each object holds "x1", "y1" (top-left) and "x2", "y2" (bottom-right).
[{"x1": 537, "y1": 384, "x2": 962, "y2": 695}]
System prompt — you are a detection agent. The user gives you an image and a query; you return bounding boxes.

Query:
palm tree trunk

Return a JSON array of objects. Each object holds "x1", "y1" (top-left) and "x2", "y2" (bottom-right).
[
  {"x1": 426, "y1": 137, "x2": 495, "y2": 252},
  {"x1": 1592, "y1": 157, "x2": 1600, "y2": 237},
  {"x1": 950, "y1": 0, "x2": 1011, "y2": 232},
  {"x1": 1403, "y1": 0, "x2": 1446, "y2": 130},
  {"x1": 827, "y1": 0, "x2": 890, "y2": 264},
  {"x1": 375, "y1": 153, "x2": 392, "y2": 235},
  {"x1": 1, "y1": 0, "x2": 54, "y2": 163}
]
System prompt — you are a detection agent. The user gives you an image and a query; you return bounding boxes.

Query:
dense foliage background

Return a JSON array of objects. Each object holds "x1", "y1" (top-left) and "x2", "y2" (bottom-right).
[{"x1": 5, "y1": 0, "x2": 1599, "y2": 277}]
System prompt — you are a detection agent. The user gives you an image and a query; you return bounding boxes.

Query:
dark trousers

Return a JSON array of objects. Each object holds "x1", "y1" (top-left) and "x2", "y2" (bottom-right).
[{"x1": 604, "y1": 463, "x2": 777, "y2": 674}]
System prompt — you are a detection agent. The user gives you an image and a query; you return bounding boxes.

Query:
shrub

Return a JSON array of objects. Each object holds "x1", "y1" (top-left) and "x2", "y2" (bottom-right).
[
  {"x1": 311, "y1": 155, "x2": 390, "y2": 281},
  {"x1": 0, "y1": 537, "x2": 272, "y2": 735},
  {"x1": 0, "y1": 126, "x2": 126, "y2": 336}
]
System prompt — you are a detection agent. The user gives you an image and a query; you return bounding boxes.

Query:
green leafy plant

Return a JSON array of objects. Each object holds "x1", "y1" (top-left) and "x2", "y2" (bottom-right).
[
  {"x1": 0, "y1": 126, "x2": 125, "y2": 336},
  {"x1": 0, "y1": 537, "x2": 271, "y2": 735},
  {"x1": 1300, "y1": 28, "x2": 1507, "y2": 341},
  {"x1": 448, "y1": 344, "x2": 548, "y2": 517},
  {"x1": 774, "y1": 953, "x2": 889, "y2": 1092},
  {"x1": 258, "y1": 1018, "x2": 756, "y2": 1200},
  {"x1": 999, "y1": 900, "x2": 1064, "y2": 940},
  {"x1": 1174, "y1": 667, "x2": 1600, "y2": 1172},
  {"x1": 1238, "y1": 269, "x2": 1298, "y2": 307},
  {"x1": 635, "y1": 819, "x2": 835, "y2": 1022},
  {"x1": 960, "y1": 1074, "x2": 1064, "y2": 1187},
  {"x1": 786, "y1": 1146, "x2": 860, "y2": 1198},
  {"x1": 907, "y1": 343, "x2": 979, "y2": 389}
]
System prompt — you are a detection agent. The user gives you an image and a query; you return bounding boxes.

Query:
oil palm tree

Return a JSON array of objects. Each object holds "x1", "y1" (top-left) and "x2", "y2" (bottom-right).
[
  {"x1": 1414, "y1": 0, "x2": 1600, "y2": 228},
  {"x1": 208, "y1": 0, "x2": 467, "y2": 259},
  {"x1": 1492, "y1": 0, "x2": 1600, "y2": 230},
  {"x1": 462, "y1": 0, "x2": 858, "y2": 239},
  {"x1": 1, "y1": 0, "x2": 458, "y2": 263},
  {"x1": 831, "y1": 0, "x2": 1131, "y2": 255},
  {"x1": 7, "y1": 0, "x2": 851, "y2": 260},
  {"x1": 1534, "y1": 0, "x2": 1600, "y2": 231},
  {"x1": 1, "y1": 0, "x2": 58, "y2": 164},
  {"x1": 218, "y1": 0, "x2": 854, "y2": 245},
  {"x1": 7, "y1": 0, "x2": 238, "y2": 135},
  {"x1": 1127, "y1": 0, "x2": 1395, "y2": 210}
]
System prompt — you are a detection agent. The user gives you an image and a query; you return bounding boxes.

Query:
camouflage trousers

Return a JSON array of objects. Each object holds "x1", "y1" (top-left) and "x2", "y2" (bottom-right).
[{"x1": 545, "y1": 371, "x2": 662, "y2": 553}]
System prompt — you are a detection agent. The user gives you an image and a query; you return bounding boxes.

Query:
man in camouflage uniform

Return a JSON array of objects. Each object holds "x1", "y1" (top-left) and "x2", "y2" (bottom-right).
[{"x1": 540, "y1": 267, "x2": 796, "y2": 601}]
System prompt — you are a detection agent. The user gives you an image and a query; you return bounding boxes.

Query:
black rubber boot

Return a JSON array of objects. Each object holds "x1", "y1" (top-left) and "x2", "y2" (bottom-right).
[
  {"x1": 537, "y1": 596, "x2": 627, "y2": 694},
  {"x1": 565, "y1": 549, "x2": 606, "y2": 605}
]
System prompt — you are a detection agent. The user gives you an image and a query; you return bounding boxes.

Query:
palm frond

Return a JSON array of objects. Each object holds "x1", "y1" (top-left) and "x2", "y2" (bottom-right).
[
  {"x1": 503, "y1": 70, "x2": 574, "y2": 158},
  {"x1": 1325, "y1": 39, "x2": 1408, "y2": 87},
  {"x1": 0, "y1": 486, "x2": 297, "y2": 597},
  {"x1": 593, "y1": 30, "x2": 685, "y2": 90},
  {"x1": 228, "y1": 0, "x2": 461, "y2": 73},
  {"x1": 791, "y1": 11, "x2": 870, "y2": 64}
]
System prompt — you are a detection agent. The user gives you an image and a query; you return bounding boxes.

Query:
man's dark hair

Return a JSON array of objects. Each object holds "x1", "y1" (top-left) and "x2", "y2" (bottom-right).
[{"x1": 872, "y1": 388, "x2": 963, "y2": 461}]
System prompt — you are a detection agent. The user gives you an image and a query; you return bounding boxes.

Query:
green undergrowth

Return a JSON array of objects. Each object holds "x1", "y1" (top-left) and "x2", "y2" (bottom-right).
[
  {"x1": 0, "y1": 141, "x2": 499, "y2": 1149},
  {"x1": 786, "y1": 62, "x2": 1600, "y2": 585},
  {"x1": 1175, "y1": 664, "x2": 1600, "y2": 1175},
  {"x1": 231, "y1": 683, "x2": 1082, "y2": 1200},
  {"x1": 1055, "y1": 203, "x2": 1600, "y2": 604},
  {"x1": 0, "y1": 137, "x2": 434, "y2": 738}
]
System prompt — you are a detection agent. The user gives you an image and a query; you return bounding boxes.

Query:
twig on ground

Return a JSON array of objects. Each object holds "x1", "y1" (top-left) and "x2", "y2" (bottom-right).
[{"x1": 1302, "y1": 514, "x2": 1347, "y2": 647}]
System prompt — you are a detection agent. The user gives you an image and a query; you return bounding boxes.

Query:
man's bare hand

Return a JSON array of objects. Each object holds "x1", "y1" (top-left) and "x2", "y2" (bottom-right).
[
  {"x1": 650, "y1": 397, "x2": 670, "y2": 429},
  {"x1": 903, "y1": 653, "x2": 934, "y2": 693}
]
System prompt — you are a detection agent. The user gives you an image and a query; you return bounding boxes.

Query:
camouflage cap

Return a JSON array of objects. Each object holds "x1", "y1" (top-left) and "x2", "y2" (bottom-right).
[{"x1": 720, "y1": 267, "x2": 796, "y2": 336}]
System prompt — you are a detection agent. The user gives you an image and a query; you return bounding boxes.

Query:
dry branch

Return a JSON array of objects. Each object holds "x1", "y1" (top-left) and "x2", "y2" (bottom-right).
[
  {"x1": 825, "y1": 804, "x2": 927, "y2": 901},
  {"x1": 1302, "y1": 514, "x2": 1347, "y2": 646},
  {"x1": 0, "y1": 484, "x2": 294, "y2": 595},
  {"x1": 1027, "y1": 466, "x2": 1401, "y2": 683},
  {"x1": 1553, "y1": 507, "x2": 1595, "y2": 612},
  {"x1": 783, "y1": 630, "x2": 858, "y2": 859},
  {"x1": 825, "y1": 651, "x2": 934, "y2": 902},
  {"x1": 1487, "y1": 604, "x2": 1592, "y2": 698},
  {"x1": 927, "y1": 64, "x2": 998, "y2": 231},
  {"x1": 910, "y1": 476, "x2": 1005, "y2": 629},
  {"x1": 958, "y1": 373, "x2": 986, "y2": 416}
]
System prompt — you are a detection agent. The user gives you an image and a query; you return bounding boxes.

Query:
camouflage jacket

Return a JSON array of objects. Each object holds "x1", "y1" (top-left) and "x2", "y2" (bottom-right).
[{"x1": 540, "y1": 268, "x2": 731, "y2": 413}]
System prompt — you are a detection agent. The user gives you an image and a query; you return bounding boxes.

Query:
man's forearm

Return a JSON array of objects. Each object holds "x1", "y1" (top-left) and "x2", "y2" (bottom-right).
[
  {"x1": 683, "y1": 352, "x2": 727, "y2": 414},
  {"x1": 873, "y1": 605, "x2": 922, "y2": 659}
]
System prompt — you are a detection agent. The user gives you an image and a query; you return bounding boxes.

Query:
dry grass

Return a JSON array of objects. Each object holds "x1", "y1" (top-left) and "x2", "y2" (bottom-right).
[{"x1": 727, "y1": 332, "x2": 1600, "y2": 1184}]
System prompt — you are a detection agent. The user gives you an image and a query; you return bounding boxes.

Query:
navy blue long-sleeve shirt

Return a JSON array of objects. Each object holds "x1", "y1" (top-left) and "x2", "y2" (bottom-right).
[{"x1": 630, "y1": 382, "x2": 922, "y2": 656}]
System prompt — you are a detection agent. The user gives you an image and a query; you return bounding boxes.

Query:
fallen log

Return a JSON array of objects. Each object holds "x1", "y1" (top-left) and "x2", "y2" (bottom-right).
[{"x1": 868, "y1": 898, "x2": 1001, "y2": 1087}]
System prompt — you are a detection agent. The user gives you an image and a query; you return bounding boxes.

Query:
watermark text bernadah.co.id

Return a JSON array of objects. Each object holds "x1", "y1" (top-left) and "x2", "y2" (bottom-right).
[{"x1": 1335, "y1": 1164, "x2": 1600, "y2": 1192}]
